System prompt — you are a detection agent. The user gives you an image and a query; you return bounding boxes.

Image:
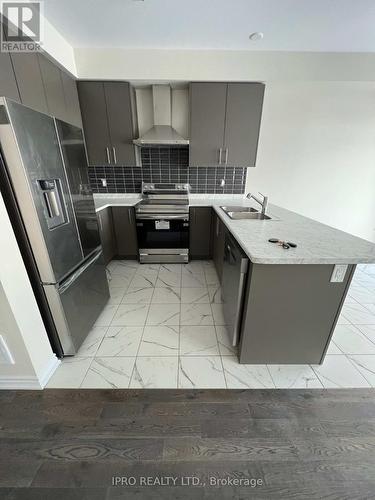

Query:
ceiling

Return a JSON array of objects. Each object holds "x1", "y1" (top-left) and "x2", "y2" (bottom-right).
[{"x1": 42, "y1": 0, "x2": 375, "y2": 52}]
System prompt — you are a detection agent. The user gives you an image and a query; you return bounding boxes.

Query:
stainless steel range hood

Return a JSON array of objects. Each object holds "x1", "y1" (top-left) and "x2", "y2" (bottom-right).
[{"x1": 133, "y1": 85, "x2": 189, "y2": 146}]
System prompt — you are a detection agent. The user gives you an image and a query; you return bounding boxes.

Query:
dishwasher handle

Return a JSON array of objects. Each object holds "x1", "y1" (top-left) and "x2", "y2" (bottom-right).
[{"x1": 224, "y1": 242, "x2": 238, "y2": 266}]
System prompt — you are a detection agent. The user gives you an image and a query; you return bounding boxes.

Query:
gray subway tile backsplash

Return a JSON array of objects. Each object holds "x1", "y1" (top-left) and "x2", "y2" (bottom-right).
[{"x1": 88, "y1": 146, "x2": 247, "y2": 194}]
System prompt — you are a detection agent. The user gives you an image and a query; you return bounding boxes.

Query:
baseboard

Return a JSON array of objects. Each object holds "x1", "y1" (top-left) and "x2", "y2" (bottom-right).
[
  {"x1": 0, "y1": 355, "x2": 60, "y2": 390},
  {"x1": 38, "y1": 355, "x2": 61, "y2": 388},
  {"x1": 0, "y1": 375, "x2": 42, "y2": 390}
]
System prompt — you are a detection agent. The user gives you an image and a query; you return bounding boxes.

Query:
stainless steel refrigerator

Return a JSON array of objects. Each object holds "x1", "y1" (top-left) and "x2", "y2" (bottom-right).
[{"x1": 0, "y1": 97, "x2": 109, "y2": 356}]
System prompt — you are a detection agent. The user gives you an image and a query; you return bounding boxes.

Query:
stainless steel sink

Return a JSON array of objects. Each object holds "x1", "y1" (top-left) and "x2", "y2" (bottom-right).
[
  {"x1": 221, "y1": 206, "x2": 258, "y2": 214},
  {"x1": 230, "y1": 212, "x2": 272, "y2": 220},
  {"x1": 221, "y1": 206, "x2": 272, "y2": 220}
]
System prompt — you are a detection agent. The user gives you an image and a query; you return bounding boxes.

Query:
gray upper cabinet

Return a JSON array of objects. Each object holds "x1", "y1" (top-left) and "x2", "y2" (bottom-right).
[
  {"x1": 77, "y1": 81, "x2": 136, "y2": 166},
  {"x1": 189, "y1": 82, "x2": 265, "y2": 167},
  {"x1": 104, "y1": 82, "x2": 136, "y2": 165},
  {"x1": 60, "y1": 71, "x2": 82, "y2": 127},
  {"x1": 10, "y1": 52, "x2": 48, "y2": 113},
  {"x1": 1, "y1": 18, "x2": 82, "y2": 124},
  {"x1": 224, "y1": 83, "x2": 264, "y2": 167},
  {"x1": 0, "y1": 23, "x2": 20, "y2": 101},
  {"x1": 38, "y1": 54, "x2": 66, "y2": 120},
  {"x1": 189, "y1": 83, "x2": 227, "y2": 166},
  {"x1": 77, "y1": 81, "x2": 111, "y2": 165},
  {"x1": 0, "y1": 50, "x2": 20, "y2": 102}
]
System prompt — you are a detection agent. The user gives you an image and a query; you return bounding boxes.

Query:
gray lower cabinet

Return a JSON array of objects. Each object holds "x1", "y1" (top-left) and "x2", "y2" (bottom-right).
[
  {"x1": 77, "y1": 81, "x2": 136, "y2": 166},
  {"x1": 189, "y1": 207, "x2": 212, "y2": 259},
  {"x1": 189, "y1": 82, "x2": 265, "y2": 167},
  {"x1": 112, "y1": 207, "x2": 138, "y2": 258},
  {"x1": 97, "y1": 208, "x2": 116, "y2": 265},
  {"x1": 239, "y1": 263, "x2": 355, "y2": 364},
  {"x1": 212, "y1": 211, "x2": 225, "y2": 281}
]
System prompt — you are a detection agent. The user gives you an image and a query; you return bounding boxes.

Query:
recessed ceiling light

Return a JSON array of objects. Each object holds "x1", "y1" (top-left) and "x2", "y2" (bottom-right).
[{"x1": 249, "y1": 32, "x2": 264, "y2": 41}]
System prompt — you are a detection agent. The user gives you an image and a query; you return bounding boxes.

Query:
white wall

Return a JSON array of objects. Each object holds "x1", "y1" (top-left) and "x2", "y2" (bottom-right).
[
  {"x1": 43, "y1": 16, "x2": 77, "y2": 75},
  {"x1": 0, "y1": 282, "x2": 36, "y2": 379},
  {"x1": 0, "y1": 191, "x2": 59, "y2": 389},
  {"x1": 75, "y1": 48, "x2": 375, "y2": 82},
  {"x1": 247, "y1": 82, "x2": 375, "y2": 243}
]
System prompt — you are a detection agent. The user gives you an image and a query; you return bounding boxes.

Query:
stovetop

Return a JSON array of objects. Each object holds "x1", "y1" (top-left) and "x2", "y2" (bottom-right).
[{"x1": 136, "y1": 182, "x2": 190, "y2": 215}]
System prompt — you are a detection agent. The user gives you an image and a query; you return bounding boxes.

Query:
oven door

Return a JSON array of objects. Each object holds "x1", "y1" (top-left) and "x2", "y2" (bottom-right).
[
  {"x1": 136, "y1": 215, "x2": 189, "y2": 262},
  {"x1": 136, "y1": 216, "x2": 189, "y2": 249}
]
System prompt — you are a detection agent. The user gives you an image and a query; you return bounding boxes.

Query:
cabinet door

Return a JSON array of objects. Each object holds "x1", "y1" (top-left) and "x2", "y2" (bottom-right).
[
  {"x1": 189, "y1": 207, "x2": 212, "y2": 259},
  {"x1": 189, "y1": 83, "x2": 227, "y2": 166},
  {"x1": 98, "y1": 208, "x2": 116, "y2": 265},
  {"x1": 104, "y1": 82, "x2": 136, "y2": 165},
  {"x1": 112, "y1": 207, "x2": 138, "y2": 258},
  {"x1": 10, "y1": 52, "x2": 48, "y2": 113},
  {"x1": 61, "y1": 71, "x2": 82, "y2": 127},
  {"x1": 212, "y1": 212, "x2": 225, "y2": 281},
  {"x1": 77, "y1": 81, "x2": 111, "y2": 165},
  {"x1": 38, "y1": 54, "x2": 66, "y2": 120},
  {"x1": 0, "y1": 24, "x2": 20, "y2": 101},
  {"x1": 224, "y1": 83, "x2": 265, "y2": 167}
]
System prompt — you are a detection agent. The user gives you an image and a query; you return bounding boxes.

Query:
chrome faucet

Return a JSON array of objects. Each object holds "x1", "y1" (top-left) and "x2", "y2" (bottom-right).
[{"x1": 246, "y1": 192, "x2": 268, "y2": 215}]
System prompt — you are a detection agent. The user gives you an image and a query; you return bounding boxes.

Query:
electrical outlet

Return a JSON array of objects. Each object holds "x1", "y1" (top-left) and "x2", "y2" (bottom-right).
[
  {"x1": 330, "y1": 264, "x2": 348, "y2": 283},
  {"x1": 0, "y1": 335, "x2": 15, "y2": 364}
]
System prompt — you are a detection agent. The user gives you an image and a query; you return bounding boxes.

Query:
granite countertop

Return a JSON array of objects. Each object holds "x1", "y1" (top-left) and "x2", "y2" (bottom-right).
[
  {"x1": 93, "y1": 194, "x2": 375, "y2": 265},
  {"x1": 94, "y1": 194, "x2": 142, "y2": 211}
]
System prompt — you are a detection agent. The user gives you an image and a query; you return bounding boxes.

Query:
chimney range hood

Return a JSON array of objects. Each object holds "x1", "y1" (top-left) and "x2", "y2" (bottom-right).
[{"x1": 133, "y1": 85, "x2": 189, "y2": 146}]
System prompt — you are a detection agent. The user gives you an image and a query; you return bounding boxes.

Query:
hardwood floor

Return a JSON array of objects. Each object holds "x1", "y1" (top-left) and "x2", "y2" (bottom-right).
[{"x1": 1, "y1": 389, "x2": 375, "y2": 499}]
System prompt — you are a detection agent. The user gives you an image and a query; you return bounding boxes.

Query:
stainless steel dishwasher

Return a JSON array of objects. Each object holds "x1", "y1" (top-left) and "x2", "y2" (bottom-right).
[{"x1": 222, "y1": 233, "x2": 249, "y2": 346}]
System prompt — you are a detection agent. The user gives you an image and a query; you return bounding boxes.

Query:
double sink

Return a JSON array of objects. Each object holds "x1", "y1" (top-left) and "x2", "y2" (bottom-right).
[{"x1": 221, "y1": 206, "x2": 272, "y2": 220}]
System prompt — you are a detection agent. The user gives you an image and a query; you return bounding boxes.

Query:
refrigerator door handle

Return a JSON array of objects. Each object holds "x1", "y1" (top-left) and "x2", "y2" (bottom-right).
[{"x1": 59, "y1": 250, "x2": 102, "y2": 294}]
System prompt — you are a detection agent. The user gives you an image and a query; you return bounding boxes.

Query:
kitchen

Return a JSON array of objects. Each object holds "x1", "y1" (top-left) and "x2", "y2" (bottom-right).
[{"x1": 1, "y1": 1, "x2": 375, "y2": 498}]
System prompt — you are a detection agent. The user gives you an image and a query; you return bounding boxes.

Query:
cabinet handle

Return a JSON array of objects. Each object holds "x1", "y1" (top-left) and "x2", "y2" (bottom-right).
[
  {"x1": 216, "y1": 217, "x2": 219, "y2": 237},
  {"x1": 218, "y1": 148, "x2": 222, "y2": 164},
  {"x1": 112, "y1": 147, "x2": 117, "y2": 164},
  {"x1": 105, "y1": 147, "x2": 110, "y2": 163},
  {"x1": 98, "y1": 214, "x2": 103, "y2": 231},
  {"x1": 128, "y1": 209, "x2": 132, "y2": 224},
  {"x1": 225, "y1": 148, "x2": 229, "y2": 164}
]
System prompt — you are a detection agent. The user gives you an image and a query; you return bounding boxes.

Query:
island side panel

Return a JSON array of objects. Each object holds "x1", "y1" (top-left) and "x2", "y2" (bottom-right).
[{"x1": 239, "y1": 263, "x2": 355, "y2": 365}]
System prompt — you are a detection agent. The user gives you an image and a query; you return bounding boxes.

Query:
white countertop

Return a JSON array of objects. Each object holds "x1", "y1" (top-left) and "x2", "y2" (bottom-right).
[{"x1": 93, "y1": 194, "x2": 375, "y2": 265}]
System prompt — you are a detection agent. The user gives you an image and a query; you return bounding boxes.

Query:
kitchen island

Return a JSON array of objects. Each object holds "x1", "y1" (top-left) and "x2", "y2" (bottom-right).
[{"x1": 94, "y1": 194, "x2": 375, "y2": 365}]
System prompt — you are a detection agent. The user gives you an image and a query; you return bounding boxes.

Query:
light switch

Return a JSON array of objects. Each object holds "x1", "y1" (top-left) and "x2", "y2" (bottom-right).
[{"x1": 330, "y1": 264, "x2": 348, "y2": 283}]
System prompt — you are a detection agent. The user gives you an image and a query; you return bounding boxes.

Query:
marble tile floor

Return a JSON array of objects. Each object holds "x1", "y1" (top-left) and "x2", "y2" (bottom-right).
[{"x1": 47, "y1": 261, "x2": 375, "y2": 389}]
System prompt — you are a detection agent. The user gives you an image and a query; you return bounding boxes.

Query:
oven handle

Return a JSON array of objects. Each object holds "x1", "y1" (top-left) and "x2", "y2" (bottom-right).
[{"x1": 135, "y1": 214, "x2": 189, "y2": 221}]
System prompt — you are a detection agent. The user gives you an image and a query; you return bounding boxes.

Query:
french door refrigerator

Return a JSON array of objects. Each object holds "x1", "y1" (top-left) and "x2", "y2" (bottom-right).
[{"x1": 0, "y1": 97, "x2": 109, "y2": 356}]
